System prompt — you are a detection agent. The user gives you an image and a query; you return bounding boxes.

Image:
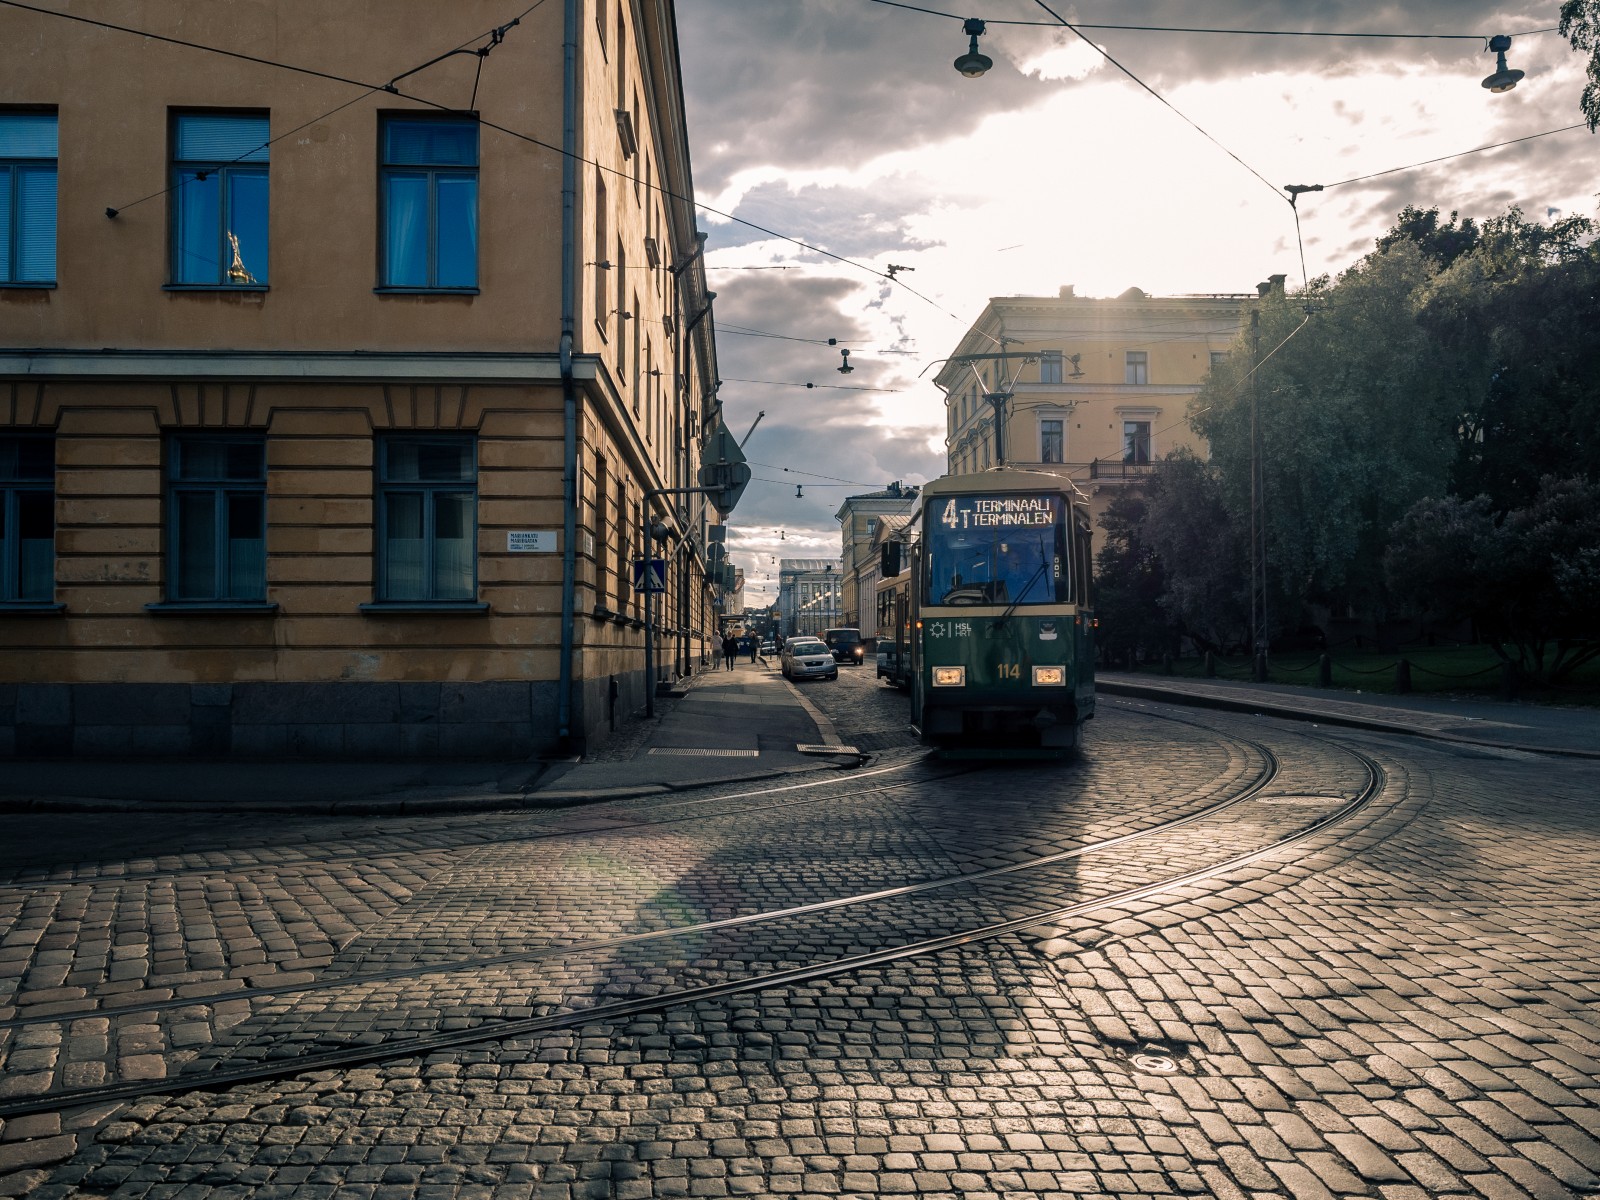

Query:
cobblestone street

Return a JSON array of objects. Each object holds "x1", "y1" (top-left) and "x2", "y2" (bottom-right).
[{"x1": 2, "y1": 666, "x2": 1597, "y2": 1199}]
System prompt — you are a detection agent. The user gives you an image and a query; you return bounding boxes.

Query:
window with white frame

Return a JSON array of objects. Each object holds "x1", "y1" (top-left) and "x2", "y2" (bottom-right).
[
  {"x1": 1123, "y1": 420, "x2": 1152, "y2": 464},
  {"x1": 1040, "y1": 418, "x2": 1064, "y2": 464},
  {"x1": 1040, "y1": 352, "x2": 1063, "y2": 384},
  {"x1": 1125, "y1": 351, "x2": 1149, "y2": 385},
  {"x1": 0, "y1": 111, "x2": 58, "y2": 285}
]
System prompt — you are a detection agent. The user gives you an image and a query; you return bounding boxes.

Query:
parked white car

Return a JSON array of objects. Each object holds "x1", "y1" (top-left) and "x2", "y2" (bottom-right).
[{"x1": 780, "y1": 638, "x2": 837, "y2": 681}]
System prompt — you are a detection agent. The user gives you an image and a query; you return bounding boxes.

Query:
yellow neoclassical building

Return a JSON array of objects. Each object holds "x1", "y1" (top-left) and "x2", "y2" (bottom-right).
[{"x1": 937, "y1": 283, "x2": 1271, "y2": 533}]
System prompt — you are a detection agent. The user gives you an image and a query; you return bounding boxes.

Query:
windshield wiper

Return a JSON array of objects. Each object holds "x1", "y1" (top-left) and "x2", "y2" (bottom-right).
[{"x1": 994, "y1": 533, "x2": 1051, "y2": 627}]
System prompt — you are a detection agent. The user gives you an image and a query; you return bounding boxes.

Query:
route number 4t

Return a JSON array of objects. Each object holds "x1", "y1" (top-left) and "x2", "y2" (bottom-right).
[{"x1": 941, "y1": 500, "x2": 959, "y2": 529}]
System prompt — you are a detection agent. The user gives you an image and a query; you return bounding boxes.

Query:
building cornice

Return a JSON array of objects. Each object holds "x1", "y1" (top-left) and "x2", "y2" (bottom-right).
[{"x1": 0, "y1": 349, "x2": 598, "y2": 385}]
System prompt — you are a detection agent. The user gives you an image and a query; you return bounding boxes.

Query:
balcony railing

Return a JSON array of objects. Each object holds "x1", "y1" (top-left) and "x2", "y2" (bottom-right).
[{"x1": 1088, "y1": 457, "x2": 1160, "y2": 482}]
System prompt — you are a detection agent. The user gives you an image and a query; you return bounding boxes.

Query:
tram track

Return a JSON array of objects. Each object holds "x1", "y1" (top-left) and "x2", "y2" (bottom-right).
[
  {"x1": 0, "y1": 756, "x2": 948, "y2": 890},
  {"x1": 0, "y1": 728, "x2": 1389, "y2": 1122},
  {"x1": 0, "y1": 743, "x2": 1274, "y2": 1035}
]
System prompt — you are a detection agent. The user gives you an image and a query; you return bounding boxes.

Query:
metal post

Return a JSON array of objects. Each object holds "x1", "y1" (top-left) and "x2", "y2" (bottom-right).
[{"x1": 1249, "y1": 309, "x2": 1268, "y2": 682}]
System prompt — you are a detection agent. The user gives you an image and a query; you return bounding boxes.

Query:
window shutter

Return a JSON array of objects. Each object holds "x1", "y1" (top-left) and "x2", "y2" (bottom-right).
[
  {"x1": 0, "y1": 113, "x2": 57, "y2": 157},
  {"x1": 175, "y1": 114, "x2": 269, "y2": 162},
  {"x1": 14, "y1": 166, "x2": 57, "y2": 282}
]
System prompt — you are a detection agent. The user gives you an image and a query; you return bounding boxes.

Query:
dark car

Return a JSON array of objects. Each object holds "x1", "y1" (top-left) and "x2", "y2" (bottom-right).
[{"x1": 822, "y1": 627, "x2": 866, "y2": 665}]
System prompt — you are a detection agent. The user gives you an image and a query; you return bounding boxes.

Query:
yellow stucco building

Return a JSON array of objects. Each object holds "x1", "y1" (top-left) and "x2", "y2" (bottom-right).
[
  {"x1": 937, "y1": 284, "x2": 1266, "y2": 534},
  {"x1": 0, "y1": 1, "x2": 729, "y2": 757}
]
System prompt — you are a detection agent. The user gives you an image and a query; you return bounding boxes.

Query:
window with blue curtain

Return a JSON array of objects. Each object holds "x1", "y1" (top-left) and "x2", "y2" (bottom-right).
[
  {"x1": 167, "y1": 437, "x2": 267, "y2": 602},
  {"x1": 377, "y1": 436, "x2": 477, "y2": 601},
  {"x1": 0, "y1": 111, "x2": 58, "y2": 286},
  {"x1": 0, "y1": 437, "x2": 54, "y2": 603},
  {"x1": 381, "y1": 117, "x2": 478, "y2": 290},
  {"x1": 171, "y1": 112, "x2": 269, "y2": 287}
]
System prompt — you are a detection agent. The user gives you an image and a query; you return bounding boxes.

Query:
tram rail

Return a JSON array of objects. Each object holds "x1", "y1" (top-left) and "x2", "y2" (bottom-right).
[{"x1": 0, "y1": 727, "x2": 1390, "y2": 1123}]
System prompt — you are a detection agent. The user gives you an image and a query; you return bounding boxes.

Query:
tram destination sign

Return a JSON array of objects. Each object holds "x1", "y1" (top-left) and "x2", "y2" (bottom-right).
[{"x1": 938, "y1": 494, "x2": 1058, "y2": 531}]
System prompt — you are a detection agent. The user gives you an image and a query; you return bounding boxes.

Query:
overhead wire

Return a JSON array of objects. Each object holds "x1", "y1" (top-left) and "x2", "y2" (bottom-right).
[
  {"x1": 864, "y1": 1, "x2": 1559, "y2": 40},
  {"x1": 1320, "y1": 124, "x2": 1591, "y2": 189},
  {"x1": 0, "y1": 0, "x2": 971, "y2": 328},
  {"x1": 75, "y1": 1, "x2": 549, "y2": 218},
  {"x1": 719, "y1": 376, "x2": 901, "y2": 393}
]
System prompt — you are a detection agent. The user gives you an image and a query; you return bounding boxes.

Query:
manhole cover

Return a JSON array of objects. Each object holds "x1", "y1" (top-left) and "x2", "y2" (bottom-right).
[{"x1": 1129, "y1": 1053, "x2": 1179, "y2": 1074}]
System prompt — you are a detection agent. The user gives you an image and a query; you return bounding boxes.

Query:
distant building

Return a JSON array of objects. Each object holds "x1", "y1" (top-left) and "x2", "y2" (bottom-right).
[
  {"x1": 936, "y1": 284, "x2": 1258, "y2": 535},
  {"x1": 834, "y1": 482, "x2": 918, "y2": 633},
  {"x1": 776, "y1": 559, "x2": 842, "y2": 638},
  {"x1": 0, "y1": 0, "x2": 728, "y2": 758},
  {"x1": 834, "y1": 483, "x2": 918, "y2": 638}
]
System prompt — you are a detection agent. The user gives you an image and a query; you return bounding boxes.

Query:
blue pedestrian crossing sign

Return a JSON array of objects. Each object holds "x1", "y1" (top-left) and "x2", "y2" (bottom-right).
[{"x1": 633, "y1": 557, "x2": 666, "y2": 593}]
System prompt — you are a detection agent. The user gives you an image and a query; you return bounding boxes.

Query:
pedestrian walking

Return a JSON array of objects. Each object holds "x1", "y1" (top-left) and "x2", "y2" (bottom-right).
[
  {"x1": 747, "y1": 638, "x2": 758, "y2": 663},
  {"x1": 721, "y1": 634, "x2": 737, "y2": 671}
]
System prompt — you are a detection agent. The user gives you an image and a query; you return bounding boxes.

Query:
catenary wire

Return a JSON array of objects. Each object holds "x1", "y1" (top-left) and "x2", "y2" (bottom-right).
[
  {"x1": 862, "y1": 0, "x2": 1559, "y2": 39},
  {"x1": 1029, "y1": 0, "x2": 1285, "y2": 202},
  {"x1": 1320, "y1": 123, "x2": 1591, "y2": 188},
  {"x1": 0, "y1": 0, "x2": 1004, "y2": 346},
  {"x1": 720, "y1": 376, "x2": 901, "y2": 393}
]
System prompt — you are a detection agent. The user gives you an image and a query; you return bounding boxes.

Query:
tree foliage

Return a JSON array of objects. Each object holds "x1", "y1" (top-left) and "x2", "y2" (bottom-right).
[
  {"x1": 1139, "y1": 453, "x2": 1250, "y2": 653},
  {"x1": 1191, "y1": 238, "x2": 1455, "y2": 626},
  {"x1": 1118, "y1": 205, "x2": 1600, "y2": 655},
  {"x1": 1414, "y1": 209, "x2": 1600, "y2": 509},
  {"x1": 1092, "y1": 487, "x2": 1176, "y2": 661},
  {"x1": 1562, "y1": 0, "x2": 1600, "y2": 131},
  {"x1": 1386, "y1": 476, "x2": 1600, "y2": 680}
]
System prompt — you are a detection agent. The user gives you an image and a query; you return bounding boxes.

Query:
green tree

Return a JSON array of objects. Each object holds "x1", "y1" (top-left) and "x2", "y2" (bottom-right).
[
  {"x1": 1092, "y1": 487, "x2": 1176, "y2": 662},
  {"x1": 1386, "y1": 476, "x2": 1600, "y2": 680},
  {"x1": 1140, "y1": 452, "x2": 1250, "y2": 653},
  {"x1": 1562, "y1": 0, "x2": 1600, "y2": 131},
  {"x1": 1414, "y1": 209, "x2": 1600, "y2": 508},
  {"x1": 1191, "y1": 240, "x2": 1455, "y2": 629},
  {"x1": 1374, "y1": 205, "x2": 1480, "y2": 267}
]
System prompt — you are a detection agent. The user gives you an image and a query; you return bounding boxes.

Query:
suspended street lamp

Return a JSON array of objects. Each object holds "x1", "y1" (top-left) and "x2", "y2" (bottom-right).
[
  {"x1": 954, "y1": 18, "x2": 992, "y2": 78},
  {"x1": 1481, "y1": 35, "x2": 1524, "y2": 93}
]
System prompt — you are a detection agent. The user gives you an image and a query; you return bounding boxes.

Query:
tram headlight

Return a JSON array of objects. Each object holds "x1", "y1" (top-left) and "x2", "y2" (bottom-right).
[
  {"x1": 932, "y1": 666, "x2": 966, "y2": 687},
  {"x1": 1032, "y1": 665, "x2": 1066, "y2": 686}
]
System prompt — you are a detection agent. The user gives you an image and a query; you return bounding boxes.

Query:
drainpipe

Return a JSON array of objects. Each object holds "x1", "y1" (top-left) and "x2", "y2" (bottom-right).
[{"x1": 556, "y1": 0, "x2": 579, "y2": 751}]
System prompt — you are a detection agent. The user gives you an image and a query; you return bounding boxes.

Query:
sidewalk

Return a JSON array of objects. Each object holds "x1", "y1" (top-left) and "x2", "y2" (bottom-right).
[
  {"x1": 1097, "y1": 671, "x2": 1600, "y2": 757},
  {"x1": 530, "y1": 658, "x2": 862, "y2": 803},
  {"x1": 0, "y1": 661, "x2": 863, "y2": 814}
]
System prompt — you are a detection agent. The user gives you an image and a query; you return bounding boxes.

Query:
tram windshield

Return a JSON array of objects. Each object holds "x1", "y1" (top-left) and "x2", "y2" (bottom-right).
[{"x1": 924, "y1": 492, "x2": 1068, "y2": 606}]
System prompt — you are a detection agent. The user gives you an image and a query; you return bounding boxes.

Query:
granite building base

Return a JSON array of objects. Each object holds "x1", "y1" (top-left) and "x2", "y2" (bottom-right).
[{"x1": 0, "y1": 681, "x2": 563, "y2": 760}]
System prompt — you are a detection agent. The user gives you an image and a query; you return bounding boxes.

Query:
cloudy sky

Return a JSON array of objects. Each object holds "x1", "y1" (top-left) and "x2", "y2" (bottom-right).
[{"x1": 673, "y1": 0, "x2": 1593, "y2": 607}]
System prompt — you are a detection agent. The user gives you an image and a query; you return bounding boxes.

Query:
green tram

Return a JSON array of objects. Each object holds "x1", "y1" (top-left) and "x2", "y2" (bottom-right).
[{"x1": 896, "y1": 469, "x2": 1095, "y2": 752}]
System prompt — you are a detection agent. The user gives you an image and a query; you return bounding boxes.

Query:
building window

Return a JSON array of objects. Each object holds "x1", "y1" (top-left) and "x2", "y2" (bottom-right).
[
  {"x1": 1211, "y1": 351, "x2": 1228, "y2": 368},
  {"x1": 167, "y1": 437, "x2": 267, "y2": 601},
  {"x1": 1125, "y1": 350, "x2": 1149, "y2": 385},
  {"x1": 380, "y1": 116, "x2": 478, "y2": 290},
  {"x1": 0, "y1": 111, "x2": 58, "y2": 286},
  {"x1": 0, "y1": 437, "x2": 53, "y2": 603},
  {"x1": 171, "y1": 112, "x2": 269, "y2": 287},
  {"x1": 377, "y1": 436, "x2": 477, "y2": 601},
  {"x1": 1040, "y1": 418, "x2": 1064, "y2": 464},
  {"x1": 1040, "y1": 352, "x2": 1063, "y2": 384},
  {"x1": 1123, "y1": 420, "x2": 1152, "y2": 465}
]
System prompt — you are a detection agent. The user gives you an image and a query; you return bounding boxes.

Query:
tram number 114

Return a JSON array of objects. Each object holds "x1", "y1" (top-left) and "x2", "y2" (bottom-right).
[{"x1": 997, "y1": 663, "x2": 1021, "y2": 680}]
